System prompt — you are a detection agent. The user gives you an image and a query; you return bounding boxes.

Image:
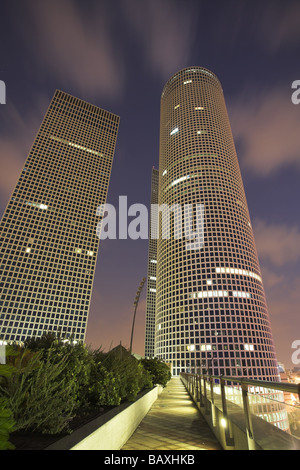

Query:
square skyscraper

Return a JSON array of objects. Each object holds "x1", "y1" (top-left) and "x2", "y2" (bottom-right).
[{"x1": 0, "y1": 90, "x2": 119, "y2": 343}]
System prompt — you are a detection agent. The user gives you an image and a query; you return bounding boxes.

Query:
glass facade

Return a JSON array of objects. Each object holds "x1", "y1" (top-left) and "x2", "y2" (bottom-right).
[
  {"x1": 155, "y1": 67, "x2": 280, "y2": 382},
  {"x1": 0, "y1": 90, "x2": 119, "y2": 343},
  {"x1": 145, "y1": 167, "x2": 159, "y2": 357}
]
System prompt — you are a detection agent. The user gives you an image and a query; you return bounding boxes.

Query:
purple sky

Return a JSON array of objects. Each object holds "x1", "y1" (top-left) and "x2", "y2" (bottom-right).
[{"x1": 0, "y1": 0, "x2": 300, "y2": 368}]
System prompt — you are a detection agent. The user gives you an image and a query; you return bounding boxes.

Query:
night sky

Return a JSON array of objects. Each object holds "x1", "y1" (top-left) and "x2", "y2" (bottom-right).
[{"x1": 0, "y1": 0, "x2": 299, "y2": 368}]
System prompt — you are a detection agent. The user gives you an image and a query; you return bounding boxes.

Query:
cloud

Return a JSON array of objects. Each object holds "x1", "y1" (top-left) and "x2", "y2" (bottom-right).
[
  {"x1": 263, "y1": 272, "x2": 300, "y2": 367},
  {"x1": 257, "y1": 1, "x2": 300, "y2": 53},
  {"x1": 17, "y1": 0, "x2": 125, "y2": 100},
  {"x1": 0, "y1": 97, "x2": 48, "y2": 205},
  {"x1": 253, "y1": 219, "x2": 300, "y2": 266},
  {"x1": 230, "y1": 86, "x2": 300, "y2": 175},
  {"x1": 121, "y1": 0, "x2": 198, "y2": 80},
  {"x1": 252, "y1": 218, "x2": 300, "y2": 366}
]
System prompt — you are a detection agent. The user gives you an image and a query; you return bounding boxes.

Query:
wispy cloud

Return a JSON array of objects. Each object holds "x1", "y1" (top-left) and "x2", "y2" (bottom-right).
[
  {"x1": 17, "y1": 0, "x2": 125, "y2": 100},
  {"x1": 257, "y1": 1, "x2": 300, "y2": 54},
  {"x1": 253, "y1": 218, "x2": 300, "y2": 365},
  {"x1": 230, "y1": 86, "x2": 300, "y2": 175},
  {"x1": 263, "y1": 270, "x2": 300, "y2": 367},
  {"x1": 0, "y1": 96, "x2": 48, "y2": 204},
  {"x1": 254, "y1": 219, "x2": 300, "y2": 266},
  {"x1": 121, "y1": 0, "x2": 198, "y2": 80}
]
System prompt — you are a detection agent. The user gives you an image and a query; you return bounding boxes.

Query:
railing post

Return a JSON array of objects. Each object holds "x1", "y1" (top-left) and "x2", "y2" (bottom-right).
[
  {"x1": 220, "y1": 377, "x2": 235, "y2": 447},
  {"x1": 198, "y1": 375, "x2": 204, "y2": 407},
  {"x1": 210, "y1": 376, "x2": 217, "y2": 427},
  {"x1": 241, "y1": 381, "x2": 256, "y2": 450},
  {"x1": 203, "y1": 377, "x2": 210, "y2": 415}
]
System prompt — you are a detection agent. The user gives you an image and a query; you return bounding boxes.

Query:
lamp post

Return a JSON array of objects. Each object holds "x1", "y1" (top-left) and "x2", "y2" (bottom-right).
[{"x1": 129, "y1": 277, "x2": 146, "y2": 355}]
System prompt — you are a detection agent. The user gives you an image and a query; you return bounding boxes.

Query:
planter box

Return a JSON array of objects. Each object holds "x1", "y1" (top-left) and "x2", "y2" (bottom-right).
[{"x1": 45, "y1": 385, "x2": 163, "y2": 450}]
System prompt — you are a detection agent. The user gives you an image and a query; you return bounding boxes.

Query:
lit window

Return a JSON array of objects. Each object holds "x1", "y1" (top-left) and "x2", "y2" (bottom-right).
[
  {"x1": 50, "y1": 136, "x2": 103, "y2": 157},
  {"x1": 171, "y1": 175, "x2": 190, "y2": 187},
  {"x1": 233, "y1": 291, "x2": 251, "y2": 299},
  {"x1": 25, "y1": 201, "x2": 48, "y2": 210},
  {"x1": 74, "y1": 248, "x2": 82, "y2": 254},
  {"x1": 150, "y1": 259, "x2": 157, "y2": 264},
  {"x1": 244, "y1": 344, "x2": 254, "y2": 351},
  {"x1": 192, "y1": 290, "x2": 228, "y2": 299},
  {"x1": 195, "y1": 106, "x2": 204, "y2": 110},
  {"x1": 174, "y1": 104, "x2": 180, "y2": 109},
  {"x1": 197, "y1": 130, "x2": 207, "y2": 135},
  {"x1": 25, "y1": 247, "x2": 31, "y2": 253},
  {"x1": 201, "y1": 344, "x2": 211, "y2": 351},
  {"x1": 150, "y1": 276, "x2": 156, "y2": 281},
  {"x1": 187, "y1": 344, "x2": 195, "y2": 351},
  {"x1": 150, "y1": 288, "x2": 156, "y2": 293},
  {"x1": 170, "y1": 127, "x2": 179, "y2": 136},
  {"x1": 87, "y1": 250, "x2": 94, "y2": 256},
  {"x1": 215, "y1": 266, "x2": 262, "y2": 283},
  {"x1": 183, "y1": 80, "x2": 192, "y2": 84},
  {"x1": 207, "y1": 279, "x2": 212, "y2": 285},
  {"x1": 162, "y1": 169, "x2": 167, "y2": 176}
]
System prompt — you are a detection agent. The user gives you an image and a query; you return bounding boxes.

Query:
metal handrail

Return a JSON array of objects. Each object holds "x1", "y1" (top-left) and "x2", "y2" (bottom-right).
[
  {"x1": 200, "y1": 374, "x2": 300, "y2": 399},
  {"x1": 180, "y1": 372, "x2": 300, "y2": 450}
]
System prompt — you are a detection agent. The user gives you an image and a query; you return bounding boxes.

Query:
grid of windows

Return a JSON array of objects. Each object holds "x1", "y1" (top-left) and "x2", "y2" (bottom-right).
[
  {"x1": 145, "y1": 168, "x2": 159, "y2": 357},
  {"x1": 156, "y1": 68, "x2": 279, "y2": 383},
  {"x1": 0, "y1": 90, "x2": 119, "y2": 343}
]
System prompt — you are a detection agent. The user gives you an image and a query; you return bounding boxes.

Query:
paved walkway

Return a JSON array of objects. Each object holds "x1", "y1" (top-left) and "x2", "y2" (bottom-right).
[{"x1": 122, "y1": 377, "x2": 222, "y2": 451}]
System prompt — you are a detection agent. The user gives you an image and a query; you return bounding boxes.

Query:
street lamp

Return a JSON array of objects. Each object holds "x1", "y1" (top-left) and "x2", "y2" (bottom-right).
[{"x1": 129, "y1": 277, "x2": 146, "y2": 355}]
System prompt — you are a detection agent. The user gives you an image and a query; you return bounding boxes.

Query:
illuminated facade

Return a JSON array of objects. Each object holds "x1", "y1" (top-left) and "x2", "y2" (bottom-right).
[
  {"x1": 0, "y1": 90, "x2": 119, "y2": 343},
  {"x1": 155, "y1": 67, "x2": 280, "y2": 383},
  {"x1": 145, "y1": 167, "x2": 159, "y2": 357}
]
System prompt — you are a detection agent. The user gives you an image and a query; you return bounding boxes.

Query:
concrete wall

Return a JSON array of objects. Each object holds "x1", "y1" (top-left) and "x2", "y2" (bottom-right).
[{"x1": 46, "y1": 385, "x2": 163, "y2": 451}]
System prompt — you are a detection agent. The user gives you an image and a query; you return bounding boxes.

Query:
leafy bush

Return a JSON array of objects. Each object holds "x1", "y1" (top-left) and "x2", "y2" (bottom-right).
[
  {"x1": 87, "y1": 360, "x2": 121, "y2": 407},
  {"x1": 0, "y1": 355, "x2": 16, "y2": 450},
  {"x1": 24, "y1": 334, "x2": 94, "y2": 411},
  {"x1": 141, "y1": 357, "x2": 171, "y2": 387},
  {"x1": 0, "y1": 334, "x2": 171, "y2": 445},
  {"x1": 1, "y1": 347, "x2": 78, "y2": 435},
  {"x1": 0, "y1": 396, "x2": 15, "y2": 450},
  {"x1": 101, "y1": 346, "x2": 153, "y2": 402}
]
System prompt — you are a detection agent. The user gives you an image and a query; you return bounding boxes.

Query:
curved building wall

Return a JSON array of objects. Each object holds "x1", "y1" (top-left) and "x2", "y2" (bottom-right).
[{"x1": 155, "y1": 67, "x2": 279, "y2": 381}]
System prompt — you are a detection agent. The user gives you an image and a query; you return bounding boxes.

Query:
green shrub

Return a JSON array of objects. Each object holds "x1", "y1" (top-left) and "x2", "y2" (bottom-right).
[
  {"x1": 0, "y1": 336, "x2": 168, "y2": 443},
  {"x1": 0, "y1": 355, "x2": 16, "y2": 450},
  {"x1": 24, "y1": 334, "x2": 94, "y2": 410},
  {"x1": 1, "y1": 347, "x2": 78, "y2": 435},
  {"x1": 141, "y1": 358, "x2": 171, "y2": 387},
  {"x1": 0, "y1": 397, "x2": 15, "y2": 450},
  {"x1": 87, "y1": 361, "x2": 121, "y2": 407},
  {"x1": 102, "y1": 346, "x2": 153, "y2": 402}
]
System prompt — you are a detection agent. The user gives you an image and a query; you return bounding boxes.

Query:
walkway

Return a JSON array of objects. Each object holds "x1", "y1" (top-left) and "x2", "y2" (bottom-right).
[{"x1": 122, "y1": 377, "x2": 222, "y2": 451}]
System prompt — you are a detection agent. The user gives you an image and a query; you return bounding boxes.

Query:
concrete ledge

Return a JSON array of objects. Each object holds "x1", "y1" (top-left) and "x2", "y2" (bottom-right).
[{"x1": 45, "y1": 385, "x2": 163, "y2": 450}]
